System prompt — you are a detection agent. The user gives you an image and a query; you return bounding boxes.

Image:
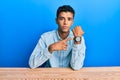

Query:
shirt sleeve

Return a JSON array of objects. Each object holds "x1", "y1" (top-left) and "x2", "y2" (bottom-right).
[
  {"x1": 70, "y1": 36, "x2": 86, "y2": 70},
  {"x1": 29, "y1": 35, "x2": 52, "y2": 69}
]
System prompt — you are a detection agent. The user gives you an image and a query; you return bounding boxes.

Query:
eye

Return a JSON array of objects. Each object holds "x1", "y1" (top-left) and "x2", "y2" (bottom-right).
[
  {"x1": 58, "y1": 17, "x2": 64, "y2": 20},
  {"x1": 68, "y1": 18, "x2": 73, "y2": 21}
]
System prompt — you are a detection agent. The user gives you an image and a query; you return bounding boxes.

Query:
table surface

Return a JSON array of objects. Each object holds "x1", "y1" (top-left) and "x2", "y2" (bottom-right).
[{"x1": 0, "y1": 67, "x2": 120, "y2": 80}]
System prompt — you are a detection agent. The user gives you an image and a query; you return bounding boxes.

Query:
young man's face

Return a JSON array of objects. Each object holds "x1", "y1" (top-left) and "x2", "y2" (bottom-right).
[{"x1": 56, "y1": 12, "x2": 74, "y2": 33}]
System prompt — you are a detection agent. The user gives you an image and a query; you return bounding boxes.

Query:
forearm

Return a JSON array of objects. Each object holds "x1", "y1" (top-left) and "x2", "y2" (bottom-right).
[
  {"x1": 70, "y1": 37, "x2": 86, "y2": 70},
  {"x1": 29, "y1": 44, "x2": 51, "y2": 68}
]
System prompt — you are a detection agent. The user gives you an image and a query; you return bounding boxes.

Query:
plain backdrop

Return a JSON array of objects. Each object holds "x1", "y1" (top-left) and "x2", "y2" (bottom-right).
[{"x1": 0, "y1": 0, "x2": 120, "y2": 67}]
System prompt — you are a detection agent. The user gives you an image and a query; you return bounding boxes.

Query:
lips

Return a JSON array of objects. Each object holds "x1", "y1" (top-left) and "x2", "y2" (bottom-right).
[{"x1": 63, "y1": 26, "x2": 68, "y2": 29}]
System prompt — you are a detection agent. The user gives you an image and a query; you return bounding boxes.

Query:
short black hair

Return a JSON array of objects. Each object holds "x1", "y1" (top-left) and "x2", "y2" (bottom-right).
[{"x1": 56, "y1": 5, "x2": 75, "y2": 18}]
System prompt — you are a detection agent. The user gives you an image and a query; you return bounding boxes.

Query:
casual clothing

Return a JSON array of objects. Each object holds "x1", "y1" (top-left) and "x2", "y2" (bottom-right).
[{"x1": 29, "y1": 30, "x2": 86, "y2": 70}]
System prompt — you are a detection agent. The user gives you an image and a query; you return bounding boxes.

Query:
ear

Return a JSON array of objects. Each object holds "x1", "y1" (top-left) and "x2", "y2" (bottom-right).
[{"x1": 55, "y1": 18, "x2": 58, "y2": 24}]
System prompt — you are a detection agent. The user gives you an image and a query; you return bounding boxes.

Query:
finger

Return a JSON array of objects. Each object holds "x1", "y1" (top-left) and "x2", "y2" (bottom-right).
[
  {"x1": 62, "y1": 38, "x2": 72, "y2": 42},
  {"x1": 72, "y1": 26, "x2": 78, "y2": 33},
  {"x1": 72, "y1": 28, "x2": 75, "y2": 32},
  {"x1": 75, "y1": 26, "x2": 85, "y2": 35},
  {"x1": 64, "y1": 44, "x2": 67, "y2": 46},
  {"x1": 63, "y1": 48, "x2": 67, "y2": 50},
  {"x1": 76, "y1": 26, "x2": 81, "y2": 31},
  {"x1": 75, "y1": 26, "x2": 82, "y2": 30},
  {"x1": 78, "y1": 26, "x2": 84, "y2": 33},
  {"x1": 80, "y1": 27, "x2": 84, "y2": 34},
  {"x1": 63, "y1": 46, "x2": 67, "y2": 50},
  {"x1": 62, "y1": 46, "x2": 67, "y2": 50},
  {"x1": 66, "y1": 37, "x2": 73, "y2": 41},
  {"x1": 63, "y1": 43, "x2": 67, "y2": 46}
]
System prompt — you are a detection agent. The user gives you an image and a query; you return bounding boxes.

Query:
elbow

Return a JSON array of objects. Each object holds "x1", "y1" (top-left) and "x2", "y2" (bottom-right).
[
  {"x1": 71, "y1": 66, "x2": 82, "y2": 71},
  {"x1": 29, "y1": 64, "x2": 36, "y2": 69},
  {"x1": 71, "y1": 63, "x2": 83, "y2": 71},
  {"x1": 29, "y1": 63, "x2": 35, "y2": 69},
  {"x1": 29, "y1": 59, "x2": 37, "y2": 69}
]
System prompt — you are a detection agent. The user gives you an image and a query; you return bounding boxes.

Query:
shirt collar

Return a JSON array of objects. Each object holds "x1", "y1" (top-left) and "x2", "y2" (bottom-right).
[{"x1": 56, "y1": 30, "x2": 74, "y2": 40}]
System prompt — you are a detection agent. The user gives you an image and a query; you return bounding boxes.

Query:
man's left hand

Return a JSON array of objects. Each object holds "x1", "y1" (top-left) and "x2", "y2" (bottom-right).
[
  {"x1": 72, "y1": 26, "x2": 84, "y2": 37},
  {"x1": 72, "y1": 26, "x2": 84, "y2": 44}
]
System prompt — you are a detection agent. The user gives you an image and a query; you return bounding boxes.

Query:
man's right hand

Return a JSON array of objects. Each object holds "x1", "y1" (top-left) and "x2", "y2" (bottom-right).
[{"x1": 48, "y1": 38, "x2": 72, "y2": 53}]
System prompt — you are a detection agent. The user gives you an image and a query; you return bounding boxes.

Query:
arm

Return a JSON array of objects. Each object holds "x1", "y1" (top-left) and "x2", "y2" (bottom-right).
[
  {"x1": 70, "y1": 36, "x2": 86, "y2": 70},
  {"x1": 29, "y1": 36, "x2": 52, "y2": 69},
  {"x1": 70, "y1": 26, "x2": 86, "y2": 70}
]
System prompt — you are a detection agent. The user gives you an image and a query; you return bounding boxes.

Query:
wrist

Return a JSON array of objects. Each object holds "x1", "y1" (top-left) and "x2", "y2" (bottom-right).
[
  {"x1": 74, "y1": 41, "x2": 81, "y2": 44},
  {"x1": 74, "y1": 36, "x2": 82, "y2": 44}
]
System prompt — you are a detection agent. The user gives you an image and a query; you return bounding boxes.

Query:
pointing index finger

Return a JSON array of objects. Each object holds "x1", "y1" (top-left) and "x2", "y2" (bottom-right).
[{"x1": 66, "y1": 37, "x2": 73, "y2": 41}]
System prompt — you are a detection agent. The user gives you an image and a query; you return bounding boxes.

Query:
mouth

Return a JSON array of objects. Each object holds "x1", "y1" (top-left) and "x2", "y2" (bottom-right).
[
  {"x1": 63, "y1": 26, "x2": 68, "y2": 29},
  {"x1": 58, "y1": 26, "x2": 70, "y2": 32}
]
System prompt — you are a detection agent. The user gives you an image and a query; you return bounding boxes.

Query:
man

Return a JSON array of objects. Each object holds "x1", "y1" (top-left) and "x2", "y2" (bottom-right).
[{"x1": 29, "y1": 5, "x2": 86, "y2": 70}]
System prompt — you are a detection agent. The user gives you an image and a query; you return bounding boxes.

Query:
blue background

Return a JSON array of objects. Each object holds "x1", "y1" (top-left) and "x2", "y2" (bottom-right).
[{"x1": 0, "y1": 0, "x2": 120, "y2": 67}]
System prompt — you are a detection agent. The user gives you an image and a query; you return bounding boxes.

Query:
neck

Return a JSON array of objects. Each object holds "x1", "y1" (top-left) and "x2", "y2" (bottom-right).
[{"x1": 58, "y1": 30, "x2": 69, "y2": 39}]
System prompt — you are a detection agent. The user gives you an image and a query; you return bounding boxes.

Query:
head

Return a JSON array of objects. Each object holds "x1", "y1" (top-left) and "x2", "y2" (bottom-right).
[{"x1": 56, "y1": 5, "x2": 75, "y2": 33}]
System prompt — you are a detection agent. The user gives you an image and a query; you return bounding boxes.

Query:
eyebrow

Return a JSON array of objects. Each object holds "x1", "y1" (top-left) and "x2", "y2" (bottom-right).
[{"x1": 58, "y1": 16, "x2": 73, "y2": 19}]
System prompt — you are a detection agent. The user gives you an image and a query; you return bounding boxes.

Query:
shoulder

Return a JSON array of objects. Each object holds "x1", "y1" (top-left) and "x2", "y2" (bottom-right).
[
  {"x1": 40, "y1": 30, "x2": 57, "y2": 40},
  {"x1": 42, "y1": 30, "x2": 56, "y2": 37}
]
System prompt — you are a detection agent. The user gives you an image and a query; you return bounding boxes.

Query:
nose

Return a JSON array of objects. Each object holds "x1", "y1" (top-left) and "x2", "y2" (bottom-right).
[{"x1": 64, "y1": 19, "x2": 68, "y2": 25}]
